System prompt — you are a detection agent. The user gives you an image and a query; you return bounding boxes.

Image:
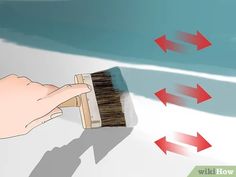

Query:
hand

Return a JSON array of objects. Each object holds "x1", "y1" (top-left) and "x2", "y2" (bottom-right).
[{"x1": 0, "y1": 74, "x2": 91, "y2": 139}]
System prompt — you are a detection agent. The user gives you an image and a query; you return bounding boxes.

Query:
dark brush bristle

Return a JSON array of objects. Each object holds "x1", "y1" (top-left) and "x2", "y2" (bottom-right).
[{"x1": 91, "y1": 67, "x2": 127, "y2": 127}]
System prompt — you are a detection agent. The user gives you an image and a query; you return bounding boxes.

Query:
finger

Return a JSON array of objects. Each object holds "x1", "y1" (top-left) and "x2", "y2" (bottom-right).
[
  {"x1": 39, "y1": 84, "x2": 91, "y2": 108},
  {"x1": 1, "y1": 74, "x2": 17, "y2": 81},
  {"x1": 44, "y1": 84, "x2": 59, "y2": 94},
  {"x1": 25, "y1": 108, "x2": 62, "y2": 131},
  {"x1": 17, "y1": 76, "x2": 32, "y2": 85}
]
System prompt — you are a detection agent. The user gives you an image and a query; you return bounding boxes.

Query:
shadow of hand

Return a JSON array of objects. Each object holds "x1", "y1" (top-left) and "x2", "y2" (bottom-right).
[{"x1": 30, "y1": 127, "x2": 133, "y2": 177}]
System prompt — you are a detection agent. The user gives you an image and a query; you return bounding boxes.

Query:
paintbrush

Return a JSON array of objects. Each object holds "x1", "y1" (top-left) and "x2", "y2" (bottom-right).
[{"x1": 59, "y1": 67, "x2": 137, "y2": 128}]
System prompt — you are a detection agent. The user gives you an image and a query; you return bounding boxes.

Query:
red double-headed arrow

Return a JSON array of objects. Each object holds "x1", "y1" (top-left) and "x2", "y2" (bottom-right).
[
  {"x1": 155, "y1": 31, "x2": 211, "y2": 52},
  {"x1": 155, "y1": 84, "x2": 211, "y2": 106},
  {"x1": 177, "y1": 84, "x2": 212, "y2": 104},
  {"x1": 177, "y1": 31, "x2": 212, "y2": 50},
  {"x1": 155, "y1": 133, "x2": 211, "y2": 156},
  {"x1": 155, "y1": 35, "x2": 183, "y2": 53}
]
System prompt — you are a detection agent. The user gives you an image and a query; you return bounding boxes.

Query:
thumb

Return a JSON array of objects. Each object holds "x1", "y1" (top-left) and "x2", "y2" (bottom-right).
[
  {"x1": 25, "y1": 108, "x2": 63, "y2": 131},
  {"x1": 39, "y1": 84, "x2": 91, "y2": 109}
]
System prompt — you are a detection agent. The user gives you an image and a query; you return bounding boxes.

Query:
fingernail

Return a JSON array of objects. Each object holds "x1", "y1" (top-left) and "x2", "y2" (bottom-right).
[{"x1": 51, "y1": 111, "x2": 63, "y2": 119}]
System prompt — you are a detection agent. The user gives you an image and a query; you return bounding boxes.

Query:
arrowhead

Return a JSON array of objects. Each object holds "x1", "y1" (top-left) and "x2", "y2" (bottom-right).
[
  {"x1": 196, "y1": 132, "x2": 212, "y2": 152},
  {"x1": 155, "y1": 35, "x2": 167, "y2": 52},
  {"x1": 196, "y1": 84, "x2": 212, "y2": 104},
  {"x1": 196, "y1": 31, "x2": 212, "y2": 50},
  {"x1": 155, "y1": 89, "x2": 168, "y2": 106},
  {"x1": 155, "y1": 137, "x2": 167, "y2": 154}
]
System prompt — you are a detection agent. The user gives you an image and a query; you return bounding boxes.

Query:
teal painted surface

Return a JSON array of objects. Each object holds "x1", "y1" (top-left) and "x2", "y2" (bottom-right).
[{"x1": 0, "y1": 0, "x2": 236, "y2": 75}]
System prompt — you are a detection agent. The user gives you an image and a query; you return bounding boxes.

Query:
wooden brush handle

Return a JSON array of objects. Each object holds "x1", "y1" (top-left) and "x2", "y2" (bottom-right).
[
  {"x1": 57, "y1": 74, "x2": 92, "y2": 129},
  {"x1": 59, "y1": 96, "x2": 81, "y2": 108}
]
